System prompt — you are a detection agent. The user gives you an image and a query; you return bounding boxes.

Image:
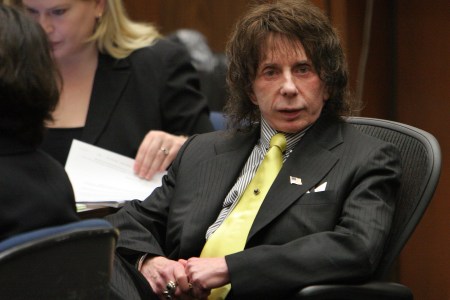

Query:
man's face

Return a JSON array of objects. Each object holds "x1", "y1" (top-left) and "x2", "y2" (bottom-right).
[{"x1": 251, "y1": 35, "x2": 329, "y2": 133}]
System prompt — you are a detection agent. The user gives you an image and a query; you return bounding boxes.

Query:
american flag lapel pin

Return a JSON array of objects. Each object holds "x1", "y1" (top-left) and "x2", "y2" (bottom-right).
[{"x1": 290, "y1": 176, "x2": 302, "y2": 185}]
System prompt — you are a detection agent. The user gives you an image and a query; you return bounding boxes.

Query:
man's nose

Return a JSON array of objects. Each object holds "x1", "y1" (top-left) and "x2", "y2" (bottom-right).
[{"x1": 280, "y1": 74, "x2": 299, "y2": 97}]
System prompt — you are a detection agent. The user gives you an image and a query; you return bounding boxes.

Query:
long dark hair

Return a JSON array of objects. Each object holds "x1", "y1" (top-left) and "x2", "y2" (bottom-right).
[
  {"x1": 225, "y1": 0, "x2": 356, "y2": 130},
  {"x1": 0, "y1": 4, "x2": 61, "y2": 146}
]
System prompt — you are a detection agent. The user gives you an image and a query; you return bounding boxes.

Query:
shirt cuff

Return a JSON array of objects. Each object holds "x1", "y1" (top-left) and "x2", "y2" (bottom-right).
[{"x1": 136, "y1": 253, "x2": 148, "y2": 271}]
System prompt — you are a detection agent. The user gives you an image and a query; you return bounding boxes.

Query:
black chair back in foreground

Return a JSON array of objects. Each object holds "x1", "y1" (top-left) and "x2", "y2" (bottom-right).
[
  {"x1": 296, "y1": 117, "x2": 442, "y2": 300},
  {"x1": 0, "y1": 218, "x2": 118, "y2": 300}
]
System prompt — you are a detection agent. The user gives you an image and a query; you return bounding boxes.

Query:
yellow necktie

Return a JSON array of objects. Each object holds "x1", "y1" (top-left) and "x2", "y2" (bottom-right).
[{"x1": 200, "y1": 133, "x2": 286, "y2": 300}]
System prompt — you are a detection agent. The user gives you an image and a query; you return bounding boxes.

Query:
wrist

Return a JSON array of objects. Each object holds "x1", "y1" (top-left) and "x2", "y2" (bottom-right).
[{"x1": 136, "y1": 253, "x2": 149, "y2": 271}]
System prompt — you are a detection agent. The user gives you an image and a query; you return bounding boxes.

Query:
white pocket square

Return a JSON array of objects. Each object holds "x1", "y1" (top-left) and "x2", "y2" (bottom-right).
[
  {"x1": 306, "y1": 182, "x2": 327, "y2": 193},
  {"x1": 314, "y1": 182, "x2": 327, "y2": 192}
]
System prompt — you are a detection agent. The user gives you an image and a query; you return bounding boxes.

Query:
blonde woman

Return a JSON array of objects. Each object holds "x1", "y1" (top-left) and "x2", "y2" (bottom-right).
[{"x1": 7, "y1": 0, "x2": 213, "y2": 180}]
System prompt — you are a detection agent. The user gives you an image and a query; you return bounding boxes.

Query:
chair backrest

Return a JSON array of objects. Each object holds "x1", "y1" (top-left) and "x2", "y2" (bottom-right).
[
  {"x1": 210, "y1": 111, "x2": 228, "y2": 130},
  {"x1": 168, "y1": 28, "x2": 229, "y2": 112},
  {"x1": 346, "y1": 117, "x2": 441, "y2": 279},
  {"x1": 0, "y1": 218, "x2": 118, "y2": 300}
]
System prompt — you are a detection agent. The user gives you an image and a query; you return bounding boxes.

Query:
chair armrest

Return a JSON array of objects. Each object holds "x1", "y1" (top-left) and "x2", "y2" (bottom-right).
[{"x1": 295, "y1": 281, "x2": 413, "y2": 300}]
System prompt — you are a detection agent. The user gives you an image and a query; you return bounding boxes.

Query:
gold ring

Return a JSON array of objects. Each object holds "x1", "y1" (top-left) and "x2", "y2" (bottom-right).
[{"x1": 160, "y1": 147, "x2": 169, "y2": 155}]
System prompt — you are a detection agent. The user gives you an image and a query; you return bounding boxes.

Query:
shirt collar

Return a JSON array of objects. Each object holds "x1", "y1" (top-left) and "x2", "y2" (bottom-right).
[{"x1": 259, "y1": 118, "x2": 310, "y2": 154}]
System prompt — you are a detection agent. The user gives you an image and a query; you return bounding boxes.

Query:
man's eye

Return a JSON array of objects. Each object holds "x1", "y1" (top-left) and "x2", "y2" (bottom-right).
[
  {"x1": 295, "y1": 65, "x2": 311, "y2": 74},
  {"x1": 263, "y1": 68, "x2": 277, "y2": 77}
]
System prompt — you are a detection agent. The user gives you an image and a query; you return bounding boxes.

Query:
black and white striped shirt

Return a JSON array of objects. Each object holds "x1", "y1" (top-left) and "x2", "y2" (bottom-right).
[{"x1": 205, "y1": 118, "x2": 308, "y2": 239}]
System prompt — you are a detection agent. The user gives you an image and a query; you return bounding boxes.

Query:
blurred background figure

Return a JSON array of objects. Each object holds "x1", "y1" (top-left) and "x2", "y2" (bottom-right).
[
  {"x1": 5, "y1": 0, "x2": 213, "y2": 180},
  {"x1": 0, "y1": 4, "x2": 79, "y2": 241},
  {"x1": 168, "y1": 29, "x2": 229, "y2": 113}
]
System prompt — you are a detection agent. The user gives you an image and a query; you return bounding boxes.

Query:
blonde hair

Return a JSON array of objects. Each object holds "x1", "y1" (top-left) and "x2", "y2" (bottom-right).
[
  {"x1": 92, "y1": 0, "x2": 160, "y2": 59},
  {"x1": 4, "y1": 0, "x2": 161, "y2": 59}
]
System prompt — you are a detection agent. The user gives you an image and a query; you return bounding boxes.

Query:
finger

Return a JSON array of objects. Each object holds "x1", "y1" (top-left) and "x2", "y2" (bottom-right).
[
  {"x1": 136, "y1": 132, "x2": 187, "y2": 180},
  {"x1": 136, "y1": 140, "x2": 163, "y2": 179},
  {"x1": 191, "y1": 285, "x2": 210, "y2": 300},
  {"x1": 163, "y1": 279, "x2": 178, "y2": 298},
  {"x1": 141, "y1": 269, "x2": 165, "y2": 295},
  {"x1": 174, "y1": 274, "x2": 190, "y2": 294},
  {"x1": 158, "y1": 144, "x2": 180, "y2": 171},
  {"x1": 134, "y1": 135, "x2": 159, "y2": 175},
  {"x1": 142, "y1": 259, "x2": 174, "y2": 295},
  {"x1": 159, "y1": 152, "x2": 176, "y2": 173},
  {"x1": 142, "y1": 140, "x2": 176, "y2": 178},
  {"x1": 134, "y1": 131, "x2": 157, "y2": 172},
  {"x1": 158, "y1": 135, "x2": 187, "y2": 173},
  {"x1": 178, "y1": 259, "x2": 188, "y2": 267},
  {"x1": 142, "y1": 150, "x2": 166, "y2": 180}
]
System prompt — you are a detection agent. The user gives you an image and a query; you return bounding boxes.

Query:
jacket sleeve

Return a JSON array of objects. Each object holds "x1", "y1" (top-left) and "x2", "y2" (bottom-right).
[{"x1": 104, "y1": 134, "x2": 195, "y2": 263}]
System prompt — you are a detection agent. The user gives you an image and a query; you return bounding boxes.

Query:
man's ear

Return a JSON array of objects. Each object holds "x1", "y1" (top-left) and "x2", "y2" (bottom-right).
[
  {"x1": 323, "y1": 88, "x2": 330, "y2": 102},
  {"x1": 249, "y1": 92, "x2": 258, "y2": 105}
]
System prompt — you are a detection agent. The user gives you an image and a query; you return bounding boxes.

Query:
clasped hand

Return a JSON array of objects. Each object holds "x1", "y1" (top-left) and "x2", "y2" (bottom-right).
[
  {"x1": 140, "y1": 256, "x2": 229, "y2": 300},
  {"x1": 134, "y1": 131, "x2": 187, "y2": 180}
]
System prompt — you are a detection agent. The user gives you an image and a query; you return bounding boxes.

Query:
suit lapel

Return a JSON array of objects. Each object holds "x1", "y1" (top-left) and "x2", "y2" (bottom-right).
[
  {"x1": 179, "y1": 116, "x2": 344, "y2": 254},
  {"x1": 82, "y1": 54, "x2": 131, "y2": 144},
  {"x1": 179, "y1": 130, "x2": 259, "y2": 257},
  {"x1": 249, "y1": 116, "x2": 344, "y2": 240}
]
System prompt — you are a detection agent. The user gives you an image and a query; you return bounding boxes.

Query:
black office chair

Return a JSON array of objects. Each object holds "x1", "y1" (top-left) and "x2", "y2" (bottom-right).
[
  {"x1": 295, "y1": 117, "x2": 442, "y2": 300},
  {"x1": 0, "y1": 218, "x2": 118, "y2": 300},
  {"x1": 210, "y1": 111, "x2": 228, "y2": 131},
  {"x1": 168, "y1": 29, "x2": 229, "y2": 112}
]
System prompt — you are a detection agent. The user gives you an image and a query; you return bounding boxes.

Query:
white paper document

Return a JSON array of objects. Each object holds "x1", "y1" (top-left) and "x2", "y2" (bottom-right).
[{"x1": 65, "y1": 140, "x2": 165, "y2": 206}]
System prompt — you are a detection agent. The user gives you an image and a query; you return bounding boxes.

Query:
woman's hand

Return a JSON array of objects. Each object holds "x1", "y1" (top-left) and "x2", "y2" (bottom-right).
[{"x1": 134, "y1": 131, "x2": 187, "y2": 180}]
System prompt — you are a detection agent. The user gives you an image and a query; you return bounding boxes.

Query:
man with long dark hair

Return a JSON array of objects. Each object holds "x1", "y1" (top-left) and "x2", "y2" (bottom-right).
[{"x1": 106, "y1": 1, "x2": 401, "y2": 299}]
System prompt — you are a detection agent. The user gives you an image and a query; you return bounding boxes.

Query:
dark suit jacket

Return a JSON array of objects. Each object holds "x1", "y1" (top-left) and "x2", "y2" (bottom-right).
[
  {"x1": 0, "y1": 136, "x2": 79, "y2": 241},
  {"x1": 107, "y1": 114, "x2": 401, "y2": 299},
  {"x1": 50, "y1": 38, "x2": 213, "y2": 160}
]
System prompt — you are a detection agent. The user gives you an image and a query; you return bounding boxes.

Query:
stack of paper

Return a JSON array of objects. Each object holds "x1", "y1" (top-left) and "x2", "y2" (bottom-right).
[{"x1": 65, "y1": 140, "x2": 165, "y2": 207}]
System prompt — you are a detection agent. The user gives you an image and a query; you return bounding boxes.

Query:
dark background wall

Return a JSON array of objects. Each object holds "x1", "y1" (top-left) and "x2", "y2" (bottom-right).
[{"x1": 123, "y1": 1, "x2": 449, "y2": 299}]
